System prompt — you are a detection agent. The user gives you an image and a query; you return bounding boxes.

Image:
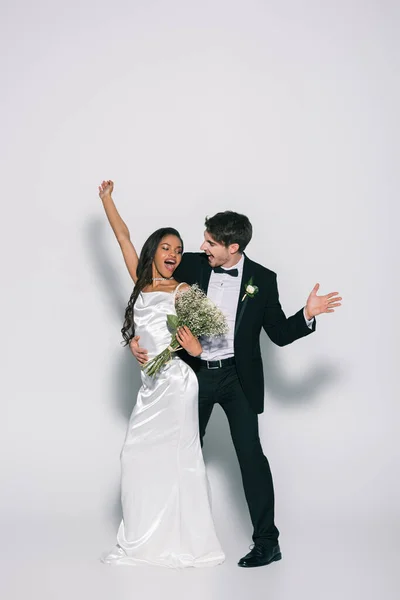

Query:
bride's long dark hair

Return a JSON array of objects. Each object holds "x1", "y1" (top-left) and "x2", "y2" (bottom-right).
[{"x1": 121, "y1": 227, "x2": 184, "y2": 346}]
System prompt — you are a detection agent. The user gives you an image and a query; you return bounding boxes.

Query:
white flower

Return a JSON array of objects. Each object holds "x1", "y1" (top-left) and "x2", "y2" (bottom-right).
[{"x1": 241, "y1": 278, "x2": 259, "y2": 302}]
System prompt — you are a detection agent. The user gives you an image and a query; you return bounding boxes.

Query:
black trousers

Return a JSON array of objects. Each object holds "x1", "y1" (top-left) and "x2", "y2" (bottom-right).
[{"x1": 196, "y1": 364, "x2": 279, "y2": 546}]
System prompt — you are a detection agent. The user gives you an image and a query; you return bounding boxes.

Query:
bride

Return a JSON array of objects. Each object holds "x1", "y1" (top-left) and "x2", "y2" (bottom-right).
[{"x1": 98, "y1": 180, "x2": 225, "y2": 568}]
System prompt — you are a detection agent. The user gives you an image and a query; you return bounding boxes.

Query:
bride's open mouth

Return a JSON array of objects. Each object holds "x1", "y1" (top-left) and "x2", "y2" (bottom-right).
[{"x1": 164, "y1": 259, "x2": 177, "y2": 272}]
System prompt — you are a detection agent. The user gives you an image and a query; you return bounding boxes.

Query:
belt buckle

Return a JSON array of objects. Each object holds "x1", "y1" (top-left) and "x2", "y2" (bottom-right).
[{"x1": 207, "y1": 359, "x2": 222, "y2": 370}]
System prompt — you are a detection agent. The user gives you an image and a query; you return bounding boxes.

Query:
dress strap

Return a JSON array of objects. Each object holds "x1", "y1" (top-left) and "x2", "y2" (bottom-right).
[{"x1": 172, "y1": 282, "x2": 188, "y2": 298}]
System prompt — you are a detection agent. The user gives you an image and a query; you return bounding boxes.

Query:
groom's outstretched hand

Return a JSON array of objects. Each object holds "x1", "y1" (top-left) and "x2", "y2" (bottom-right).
[
  {"x1": 305, "y1": 284, "x2": 342, "y2": 320},
  {"x1": 129, "y1": 336, "x2": 148, "y2": 365}
]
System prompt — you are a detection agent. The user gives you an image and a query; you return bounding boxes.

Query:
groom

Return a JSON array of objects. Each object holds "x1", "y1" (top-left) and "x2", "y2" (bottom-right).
[{"x1": 131, "y1": 211, "x2": 341, "y2": 567}]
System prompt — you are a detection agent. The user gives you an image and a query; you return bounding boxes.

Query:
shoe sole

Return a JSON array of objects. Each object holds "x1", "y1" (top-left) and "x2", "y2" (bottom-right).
[{"x1": 238, "y1": 552, "x2": 282, "y2": 568}]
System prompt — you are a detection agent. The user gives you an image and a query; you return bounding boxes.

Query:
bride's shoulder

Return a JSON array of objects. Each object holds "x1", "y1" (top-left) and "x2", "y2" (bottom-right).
[{"x1": 173, "y1": 282, "x2": 190, "y2": 295}]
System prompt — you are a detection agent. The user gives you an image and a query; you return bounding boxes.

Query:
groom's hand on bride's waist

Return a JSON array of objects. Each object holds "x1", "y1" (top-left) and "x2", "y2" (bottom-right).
[{"x1": 129, "y1": 336, "x2": 149, "y2": 365}]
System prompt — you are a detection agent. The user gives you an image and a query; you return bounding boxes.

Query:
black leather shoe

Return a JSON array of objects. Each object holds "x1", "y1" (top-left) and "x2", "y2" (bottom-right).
[{"x1": 238, "y1": 543, "x2": 282, "y2": 568}]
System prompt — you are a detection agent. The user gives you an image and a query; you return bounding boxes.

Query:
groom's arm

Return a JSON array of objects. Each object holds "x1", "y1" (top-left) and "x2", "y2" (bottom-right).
[{"x1": 262, "y1": 272, "x2": 316, "y2": 347}]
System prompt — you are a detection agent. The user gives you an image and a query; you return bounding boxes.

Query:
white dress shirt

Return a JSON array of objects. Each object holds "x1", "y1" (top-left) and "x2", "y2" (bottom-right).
[{"x1": 200, "y1": 255, "x2": 314, "y2": 361}]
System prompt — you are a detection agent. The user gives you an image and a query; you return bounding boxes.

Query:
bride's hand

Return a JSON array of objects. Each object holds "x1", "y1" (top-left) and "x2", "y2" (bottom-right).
[
  {"x1": 98, "y1": 179, "x2": 114, "y2": 201},
  {"x1": 176, "y1": 326, "x2": 202, "y2": 357}
]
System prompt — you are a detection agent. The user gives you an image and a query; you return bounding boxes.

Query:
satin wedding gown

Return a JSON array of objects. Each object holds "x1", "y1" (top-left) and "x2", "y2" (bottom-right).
[{"x1": 102, "y1": 286, "x2": 225, "y2": 568}]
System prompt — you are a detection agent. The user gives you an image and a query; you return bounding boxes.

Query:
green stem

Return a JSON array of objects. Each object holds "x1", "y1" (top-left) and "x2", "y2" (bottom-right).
[{"x1": 143, "y1": 336, "x2": 183, "y2": 377}]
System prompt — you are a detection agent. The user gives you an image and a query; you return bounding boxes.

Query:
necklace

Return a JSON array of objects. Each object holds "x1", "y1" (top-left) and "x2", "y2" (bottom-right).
[{"x1": 152, "y1": 277, "x2": 172, "y2": 281}]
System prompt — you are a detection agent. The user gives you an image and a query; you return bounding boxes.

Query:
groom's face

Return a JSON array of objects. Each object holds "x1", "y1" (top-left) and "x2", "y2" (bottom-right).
[{"x1": 200, "y1": 231, "x2": 232, "y2": 268}]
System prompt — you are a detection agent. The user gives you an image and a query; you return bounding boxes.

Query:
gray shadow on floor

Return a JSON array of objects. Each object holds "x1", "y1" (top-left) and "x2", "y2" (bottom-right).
[
  {"x1": 86, "y1": 217, "x2": 142, "y2": 528},
  {"x1": 201, "y1": 331, "x2": 344, "y2": 544}
]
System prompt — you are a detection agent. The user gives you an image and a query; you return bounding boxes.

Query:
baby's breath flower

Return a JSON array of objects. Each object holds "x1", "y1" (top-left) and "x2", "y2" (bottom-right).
[{"x1": 143, "y1": 285, "x2": 228, "y2": 377}]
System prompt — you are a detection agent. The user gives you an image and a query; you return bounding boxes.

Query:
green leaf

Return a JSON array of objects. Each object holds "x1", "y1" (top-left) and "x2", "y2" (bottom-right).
[{"x1": 167, "y1": 314, "x2": 179, "y2": 331}]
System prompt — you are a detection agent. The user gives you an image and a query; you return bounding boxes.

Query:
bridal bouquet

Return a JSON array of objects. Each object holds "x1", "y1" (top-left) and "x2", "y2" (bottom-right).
[{"x1": 143, "y1": 284, "x2": 228, "y2": 377}]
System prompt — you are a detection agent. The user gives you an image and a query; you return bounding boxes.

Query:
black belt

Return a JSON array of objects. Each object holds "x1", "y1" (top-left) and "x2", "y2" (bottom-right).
[{"x1": 198, "y1": 357, "x2": 236, "y2": 370}]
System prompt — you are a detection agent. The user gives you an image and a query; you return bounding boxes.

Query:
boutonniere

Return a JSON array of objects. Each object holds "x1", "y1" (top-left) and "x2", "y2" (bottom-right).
[{"x1": 242, "y1": 277, "x2": 259, "y2": 302}]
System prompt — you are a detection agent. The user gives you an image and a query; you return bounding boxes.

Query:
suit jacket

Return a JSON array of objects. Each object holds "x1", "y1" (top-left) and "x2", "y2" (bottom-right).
[{"x1": 174, "y1": 252, "x2": 316, "y2": 414}]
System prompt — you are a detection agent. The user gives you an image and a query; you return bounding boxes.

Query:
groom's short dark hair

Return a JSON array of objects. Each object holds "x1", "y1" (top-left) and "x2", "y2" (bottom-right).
[{"x1": 205, "y1": 211, "x2": 252, "y2": 252}]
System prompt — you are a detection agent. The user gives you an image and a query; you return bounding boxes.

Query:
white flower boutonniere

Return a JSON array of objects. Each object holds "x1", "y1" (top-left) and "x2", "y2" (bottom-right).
[{"x1": 242, "y1": 277, "x2": 259, "y2": 302}]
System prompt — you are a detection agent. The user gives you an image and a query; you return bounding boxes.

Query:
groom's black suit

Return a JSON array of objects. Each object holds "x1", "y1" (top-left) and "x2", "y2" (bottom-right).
[{"x1": 174, "y1": 252, "x2": 316, "y2": 546}]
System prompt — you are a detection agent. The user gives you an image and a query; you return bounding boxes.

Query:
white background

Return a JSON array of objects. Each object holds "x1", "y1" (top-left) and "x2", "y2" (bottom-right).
[{"x1": 1, "y1": 1, "x2": 399, "y2": 598}]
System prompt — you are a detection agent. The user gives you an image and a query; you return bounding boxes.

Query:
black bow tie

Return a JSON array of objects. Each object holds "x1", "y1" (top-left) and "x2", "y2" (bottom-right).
[{"x1": 213, "y1": 266, "x2": 239, "y2": 277}]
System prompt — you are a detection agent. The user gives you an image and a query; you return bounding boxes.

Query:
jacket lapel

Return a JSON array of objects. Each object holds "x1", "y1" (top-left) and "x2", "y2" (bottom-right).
[{"x1": 234, "y1": 255, "x2": 252, "y2": 337}]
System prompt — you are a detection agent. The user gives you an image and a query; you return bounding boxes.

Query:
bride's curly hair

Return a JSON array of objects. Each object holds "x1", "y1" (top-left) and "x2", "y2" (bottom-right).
[{"x1": 121, "y1": 227, "x2": 184, "y2": 346}]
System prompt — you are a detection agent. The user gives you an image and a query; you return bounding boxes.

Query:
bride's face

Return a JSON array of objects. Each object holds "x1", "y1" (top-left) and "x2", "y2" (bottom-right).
[{"x1": 153, "y1": 235, "x2": 183, "y2": 278}]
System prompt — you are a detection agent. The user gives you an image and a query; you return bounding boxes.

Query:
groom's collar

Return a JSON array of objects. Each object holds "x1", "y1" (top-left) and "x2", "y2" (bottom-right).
[{"x1": 203, "y1": 252, "x2": 246, "y2": 270}]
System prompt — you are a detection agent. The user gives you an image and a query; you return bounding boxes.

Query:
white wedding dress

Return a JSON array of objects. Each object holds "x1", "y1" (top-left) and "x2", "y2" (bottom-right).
[{"x1": 102, "y1": 287, "x2": 225, "y2": 568}]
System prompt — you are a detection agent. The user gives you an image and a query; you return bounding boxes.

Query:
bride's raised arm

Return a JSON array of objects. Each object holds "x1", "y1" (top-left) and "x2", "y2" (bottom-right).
[{"x1": 98, "y1": 180, "x2": 138, "y2": 283}]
